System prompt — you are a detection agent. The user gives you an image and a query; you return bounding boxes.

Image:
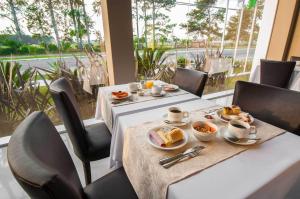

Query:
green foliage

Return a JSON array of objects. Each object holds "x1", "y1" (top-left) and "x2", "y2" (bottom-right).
[
  {"x1": 181, "y1": 0, "x2": 225, "y2": 41},
  {"x1": 136, "y1": 48, "x2": 167, "y2": 78},
  {"x1": 48, "y1": 44, "x2": 58, "y2": 52},
  {"x1": 177, "y1": 56, "x2": 187, "y2": 68},
  {"x1": 0, "y1": 61, "x2": 53, "y2": 122},
  {"x1": 27, "y1": 45, "x2": 46, "y2": 54},
  {"x1": 0, "y1": 46, "x2": 14, "y2": 55},
  {"x1": 225, "y1": 1, "x2": 263, "y2": 42},
  {"x1": 61, "y1": 41, "x2": 72, "y2": 51},
  {"x1": 18, "y1": 45, "x2": 30, "y2": 54},
  {"x1": 135, "y1": 47, "x2": 175, "y2": 83}
]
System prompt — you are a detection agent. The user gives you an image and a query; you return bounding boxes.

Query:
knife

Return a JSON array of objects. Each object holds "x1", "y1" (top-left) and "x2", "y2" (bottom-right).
[{"x1": 159, "y1": 145, "x2": 205, "y2": 165}]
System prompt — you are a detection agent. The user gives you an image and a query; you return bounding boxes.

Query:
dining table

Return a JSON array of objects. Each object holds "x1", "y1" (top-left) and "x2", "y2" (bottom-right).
[
  {"x1": 95, "y1": 81, "x2": 300, "y2": 199},
  {"x1": 95, "y1": 80, "x2": 200, "y2": 167}
]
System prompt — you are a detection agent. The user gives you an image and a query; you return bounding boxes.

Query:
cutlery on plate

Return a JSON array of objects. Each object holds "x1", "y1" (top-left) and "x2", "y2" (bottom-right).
[
  {"x1": 204, "y1": 108, "x2": 220, "y2": 114},
  {"x1": 159, "y1": 145, "x2": 205, "y2": 165},
  {"x1": 162, "y1": 150, "x2": 201, "y2": 169},
  {"x1": 228, "y1": 135, "x2": 261, "y2": 143},
  {"x1": 111, "y1": 100, "x2": 128, "y2": 104},
  {"x1": 164, "y1": 120, "x2": 186, "y2": 125}
]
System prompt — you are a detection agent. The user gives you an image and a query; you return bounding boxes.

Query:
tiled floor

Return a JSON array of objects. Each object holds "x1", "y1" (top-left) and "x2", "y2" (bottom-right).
[{"x1": 0, "y1": 133, "x2": 113, "y2": 199}]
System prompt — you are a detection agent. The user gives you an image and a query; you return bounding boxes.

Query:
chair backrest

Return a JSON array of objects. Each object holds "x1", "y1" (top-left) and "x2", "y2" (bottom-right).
[
  {"x1": 173, "y1": 68, "x2": 208, "y2": 97},
  {"x1": 7, "y1": 112, "x2": 84, "y2": 199},
  {"x1": 233, "y1": 81, "x2": 300, "y2": 135},
  {"x1": 50, "y1": 77, "x2": 88, "y2": 161},
  {"x1": 290, "y1": 56, "x2": 300, "y2": 62},
  {"x1": 260, "y1": 59, "x2": 296, "y2": 88}
]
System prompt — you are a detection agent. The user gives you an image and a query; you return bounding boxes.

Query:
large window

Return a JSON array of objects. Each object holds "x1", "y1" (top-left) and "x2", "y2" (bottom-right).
[
  {"x1": 0, "y1": 0, "x2": 107, "y2": 137},
  {"x1": 132, "y1": 0, "x2": 264, "y2": 93}
]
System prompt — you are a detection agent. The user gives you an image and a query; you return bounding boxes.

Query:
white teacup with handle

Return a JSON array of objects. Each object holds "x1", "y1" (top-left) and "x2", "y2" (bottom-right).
[
  {"x1": 167, "y1": 107, "x2": 189, "y2": 122},
  {"x1": 128, "y1": 82, "x2": 139, "y2": 92},
  {"x1": 151, "y1": 85, "x2": 162, "y2": 95},
  {"x1": 228, "y1": 120, "x2": 256, "y2": 139}
]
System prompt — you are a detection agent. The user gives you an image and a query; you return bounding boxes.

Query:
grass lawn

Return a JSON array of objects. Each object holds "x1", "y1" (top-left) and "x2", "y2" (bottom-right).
[
  {"x1": 204, "y1": 74, "x2": 249, "y2": 94},
  {"x1": 0, "y1": 53, "x2": 87, "y2": 61}
]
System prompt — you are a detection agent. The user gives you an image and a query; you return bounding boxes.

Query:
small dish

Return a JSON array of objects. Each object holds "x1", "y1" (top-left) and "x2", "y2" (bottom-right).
[
  {"x1": 192, "y1": 121, "x2": 218, "y2": 142},
  {"x1": 111, "y1": 91, "x2": 131, "y2": 100},
  {"x1": 151, "y1": 91, "x2": 166, "y2": 97},
  {"x1": 216, "y1": 109, "x2": 254, "y2": 124},
  {"x1": 221, "y1": 127, "x2": 258, "y2": 145},
  {"x1": 147, "y1": 126, "x2": 188, "y2": 150},
  {"x1": 162, "y1": 114, "x2": 191, "y2": 127},
  {"x1": 163, "y1": 84, "x2": 179, "y2": 92}
]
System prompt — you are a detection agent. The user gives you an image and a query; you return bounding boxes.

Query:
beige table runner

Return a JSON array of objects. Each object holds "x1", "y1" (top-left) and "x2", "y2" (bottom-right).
[{"x1": 122, "y1": 110, "x2": 285, "y2": 199}]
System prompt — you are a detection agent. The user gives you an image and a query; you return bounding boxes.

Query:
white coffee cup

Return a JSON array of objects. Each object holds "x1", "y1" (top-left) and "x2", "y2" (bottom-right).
[
  {"x1": 228, "y1": 120, "x2": 256, "y2": 139},
  {"x1": 151, "y1": 85, "x2": 162, "y2": 95},
  {"x1": 128, "y1": 82, "x2": 139, "y2": 92},
  {"x1": 167, "y1": 107, "x2": 189, "y2": 122}
]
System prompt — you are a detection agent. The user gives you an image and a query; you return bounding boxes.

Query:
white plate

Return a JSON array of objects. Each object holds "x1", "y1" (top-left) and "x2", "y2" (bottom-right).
[
  {"x1": 111, "y1": 92, "x2": 131, "y2": 100},
  {"x1": 216, "y1": 109, "x2": 254, "y2": 124},
  {"x1": 163, "y1": 84, "x2": 179, "y2": 92},
  {"x1": 221, "y1": 127, "x2": 258, "y2": 146},
  {"x1": 151, "y1": 91, "x2": 166, "y2": 97},
  {"x1": 147, "y1": 126, "x2": 189, "y2": 150},
  {"x1": 162, "y1": 114, "x2": 191, "y2": 127}
]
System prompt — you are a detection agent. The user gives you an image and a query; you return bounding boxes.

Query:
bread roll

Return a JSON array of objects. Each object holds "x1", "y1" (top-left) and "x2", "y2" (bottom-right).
[{"x1": 166, "y1": 128, "x2": 184, "y2": 144}]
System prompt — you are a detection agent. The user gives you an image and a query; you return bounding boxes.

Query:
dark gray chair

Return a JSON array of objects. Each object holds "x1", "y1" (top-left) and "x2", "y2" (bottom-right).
[
  {"x1": 50, "y1": 78, "x2": 111, "y2": 185},
  {"x1": 233, "y1": 81, "x2": 300, "y2": 135},
  {"x1": 7, "y1": 111, "x2": 137, "y2": 199},
  {"x1": 290, "y1": 56, "x2": 300, "y2": 61},
  {"x1": 260, "y1": 59, "x2": 296, "y2": 88},
  {"x1": 173, "y1": 67, "x2": 208, "y2": 97}
]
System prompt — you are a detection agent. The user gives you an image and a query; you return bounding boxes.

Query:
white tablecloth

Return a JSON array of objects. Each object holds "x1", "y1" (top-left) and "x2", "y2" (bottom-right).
[
  {"x1": 117, "y1": 99, "x2": 300, "y2": 199},
  {"x1": 250, "y1": 65, "x2": 300, "y2": 91},
  {"x1": 95, "y1": 82, "x2": 200, "y2": 167}
]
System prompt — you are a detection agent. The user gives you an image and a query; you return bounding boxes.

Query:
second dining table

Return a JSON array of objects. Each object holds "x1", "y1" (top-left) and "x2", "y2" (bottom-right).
[{"x1": 95, "y1": 80, "x2": 200, "y2": 167}]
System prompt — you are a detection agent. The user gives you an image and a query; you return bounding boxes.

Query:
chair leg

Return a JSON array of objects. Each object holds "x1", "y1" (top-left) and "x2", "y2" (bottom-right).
[{"x1": 83, "y1": 162, "x2": 91, "y2": 185}]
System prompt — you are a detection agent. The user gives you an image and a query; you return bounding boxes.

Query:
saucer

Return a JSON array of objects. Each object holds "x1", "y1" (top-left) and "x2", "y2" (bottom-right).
[
  {"x1": 151, "y1": 91, "x2": 166, "y2": 97},
  {"x1": 162, "y1": 114, "x2": 191, "y2": 127},
  {"x1": 220, "y1": 127, "x2": 258, "y2": 146}
]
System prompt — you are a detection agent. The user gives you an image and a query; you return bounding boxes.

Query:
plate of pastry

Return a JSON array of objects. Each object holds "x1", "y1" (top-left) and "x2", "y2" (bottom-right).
[
  {"x1": 216, "y1": 105, "x2": 254, "y2": 124},
  {"x1": 147, "y1": 126, "x2": 188, "y2": 150},
  {"x1": 163, "y1": 84, "x2": 179, "y2": 92},
  {"x1": 111, "y1": 91, "x2": 131, "y2": 100}
]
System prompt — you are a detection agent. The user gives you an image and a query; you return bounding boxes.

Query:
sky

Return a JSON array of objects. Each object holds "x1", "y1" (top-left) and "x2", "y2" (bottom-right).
[{"x1": 0, "y1": 0, "x2": 244, "y2": 41}]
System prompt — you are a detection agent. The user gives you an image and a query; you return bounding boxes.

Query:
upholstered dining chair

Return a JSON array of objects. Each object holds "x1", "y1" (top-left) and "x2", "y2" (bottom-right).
[
  {"x1": 233, "y1": 81, "x2": 300, "y2": 135},
  {"x1": 290, "y1": 56, "x2": 300, "y2": 61},
  {"x1": 50, "y1": 78, "x2": 111, "y2": 185},
  {"x1": 7, "y1": 111, "x2": 137, "y2": 199},
  {"x1": 260, "y1": 59, "x2": 296, "y2": 88},
  {"x1": 173, "y1": 67, "x2": 208, "y2": 97}
]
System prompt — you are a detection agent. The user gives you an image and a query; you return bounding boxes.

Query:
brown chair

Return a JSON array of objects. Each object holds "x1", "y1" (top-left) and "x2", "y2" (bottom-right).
[
  {"x1": 260, "y1": 59, "x2": 296, "y2": 88},
  {"x1": 173, "y1": 67, "x2": 208, "y2": 97},
  {"x1": 233, "y1": 81, "x2": 300, "y2": 135},
  {"x1": 7, "y1": 111, "x2": 137, "y2": 199},
  {"x1": 50, "y1": 78, "x2": 111, "y2": 185}
]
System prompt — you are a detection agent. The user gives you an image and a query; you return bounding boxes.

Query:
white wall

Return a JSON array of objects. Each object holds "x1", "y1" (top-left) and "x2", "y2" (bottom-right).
[{"x1": 249, "y1": 0, "x2": 279, "y2": 82}]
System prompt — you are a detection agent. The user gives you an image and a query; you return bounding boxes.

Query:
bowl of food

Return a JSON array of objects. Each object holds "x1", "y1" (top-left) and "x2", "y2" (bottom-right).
[{"x1": 192, "y1": 121, "x2": 218, "y2": 141}]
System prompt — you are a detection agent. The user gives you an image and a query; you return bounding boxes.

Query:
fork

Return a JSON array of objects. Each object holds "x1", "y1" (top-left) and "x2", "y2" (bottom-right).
[
  {"x1": 163, "y1": 151, "x2": 200, "y2": 169},
  {"x1": 204, "y1": 108, "x2": 220, "y2": 114}
]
